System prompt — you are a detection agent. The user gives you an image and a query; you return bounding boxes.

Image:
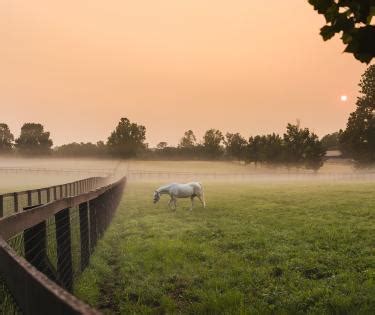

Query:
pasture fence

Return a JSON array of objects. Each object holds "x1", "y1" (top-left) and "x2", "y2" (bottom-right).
[
  {"x1": 127, "y1": 169, "x2": 375, "y2": 182},
  {"x1": 0, "y1": 167, "x2": 114, "y2": 177},
  {"x1": 0, "y1": 176, "x2": 126, "y2": 314},
  {"x1": 0, "y1": 177, "x2": 108, "y2": 218}
]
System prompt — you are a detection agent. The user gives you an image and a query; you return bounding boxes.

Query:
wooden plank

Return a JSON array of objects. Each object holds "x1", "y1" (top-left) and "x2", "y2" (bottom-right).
[
  {"x1": 38, "y1": 189, "x2": 42, "y2": 204},
  {"x1": 46, "y1": 189, "x2": 51, "y2": 203},
  {"x1": 27, "y1": 191, "x2": 32, "y2": 207},
  {"x1": 79, "y1": 202, "x2": 89, "y2": 271},
  {"x1": 0, "y1": 195, "x2": 3, "y2": 218},
  {"x1": 89, "y1": 199, "x2": 98, "y2": 253},
  {"x1": 0, "y1": 237, "x2": 101, "y2": 315},
  {"x1": 1, "y1": 177, "x2": 103, "y2": 198},
  {"x1": 14, "y1": 192, "x2": 19, "y2": 213},
  {"x1": 0, "y1": 177, "x2": 126, "y2": 240},
  {"x1": 55, "y1": 208, "x2": 73, "y2": 291}
]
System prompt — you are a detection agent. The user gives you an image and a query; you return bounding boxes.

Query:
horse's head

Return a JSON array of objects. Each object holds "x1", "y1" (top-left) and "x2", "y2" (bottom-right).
[{"x1": 153, "y1": 191, "x2": 160, "y2": 204}]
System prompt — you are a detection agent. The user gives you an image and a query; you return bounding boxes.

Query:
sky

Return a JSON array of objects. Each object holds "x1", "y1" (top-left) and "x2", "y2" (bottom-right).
[{"x1": 0, "y1": 0, "x2": 368, "y2": 147}]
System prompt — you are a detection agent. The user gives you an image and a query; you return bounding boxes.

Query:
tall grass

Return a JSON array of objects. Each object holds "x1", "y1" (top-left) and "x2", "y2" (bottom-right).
[{"x1": 75, "y1": 181, "x2": 375, "y2": 314}]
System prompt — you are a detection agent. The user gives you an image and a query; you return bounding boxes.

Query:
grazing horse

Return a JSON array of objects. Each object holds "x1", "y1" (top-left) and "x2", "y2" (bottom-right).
[{"x1": 153, "y1": 182, "x2": 206, "y2": 210}]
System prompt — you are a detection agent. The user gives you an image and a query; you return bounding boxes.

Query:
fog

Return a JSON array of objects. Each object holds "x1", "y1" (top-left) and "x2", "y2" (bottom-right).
[
  {"x1": 0, "y1": 157, "x2": 120, "y2": 193},
  {"x1": 1, "y1": 157, "x2": 373, "y2": 194}
]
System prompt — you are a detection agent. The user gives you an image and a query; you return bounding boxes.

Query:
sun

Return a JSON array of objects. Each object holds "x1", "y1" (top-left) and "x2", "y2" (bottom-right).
[{"x1": 340, "y1": 95, "x2": 348, "y2": 102}]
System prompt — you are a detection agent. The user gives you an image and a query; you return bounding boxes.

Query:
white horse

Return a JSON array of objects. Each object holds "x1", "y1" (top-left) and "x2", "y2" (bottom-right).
[{"x1": 153, "y1": 182, "x2": 206, "y2": 210}]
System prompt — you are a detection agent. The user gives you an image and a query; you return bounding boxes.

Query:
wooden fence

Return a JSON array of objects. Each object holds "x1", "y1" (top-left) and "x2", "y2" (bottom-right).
[
  {"x1": 0, "y1": 177, "x2": 108, "y2": 218},
  {"x1": 0, "y1": 167, "x2": 113, "y2": 176},
  {"x1": 0, "y1": 176, "x2": 126, "y2": 314},
  {"x1": 127, "y1": 169, "x2": 375, "y2": 182}
]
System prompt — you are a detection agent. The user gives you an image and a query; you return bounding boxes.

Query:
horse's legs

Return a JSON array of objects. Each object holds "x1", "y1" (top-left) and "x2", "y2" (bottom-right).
[
  {"x1": 173, "y1": 197, "x2": 177, "y2": 210},
  {"x1": 168, "y1": 198, "x2": 173, "y2": 209},
  {"x1": 190, "y1": 196, "x2": 194, "y2": 211}
]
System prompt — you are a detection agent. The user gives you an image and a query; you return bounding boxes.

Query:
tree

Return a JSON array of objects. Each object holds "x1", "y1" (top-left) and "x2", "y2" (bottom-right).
[
  {"x1": 0, "y1": 123, "x2": 14, "y2": 154},
  {"x1": 260, "y1": 133, "x2": 284, "y2": 164},
  {"x1": 54, "y1": 141, "x2": 107, "y2": 157},
  {"x1": 178, "y1": 130, "x2": 197, "y2": 148},
  {"x1": 156, "y1": 142, "x2": 168, "y2": 150},
  {"x1": 107, "y1": 118, "x2": 146, "y2": 158},
  {"x1": 339, "y1": 65, "x2": 375, "y2": 164},
  {"x1": 283, "y1": 123, "x2": 325, "y2": 170},
  {"x1": 304, "y1": 134, "x2": 326, "y2": 170},
  {"x1": 246, "y1": 135, "x2": 264, "y2": 166},
  {"x1": 225, "y1": 132, "x2": 248, "y2": 160},
  {"x1": 308, "y1": 0, "x2": 375, "y2": 63},
  {"x1": 15, "y1": 123, "x2": 53, "y2": 155},
  {"x1": 321, "y1": 132, "x2": 340, "y2": 150},
  {"x1": 202, "y1": 129, "x2": 224, "y2": 159},
  {"x1": 246, "y1": 134, "x2": 284, "y2": 165}
]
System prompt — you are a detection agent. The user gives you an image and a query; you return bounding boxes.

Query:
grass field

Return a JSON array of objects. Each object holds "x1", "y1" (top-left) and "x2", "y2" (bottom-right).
[{"x1": 75, "y1": 181, "x2": 375, "y2": 314}]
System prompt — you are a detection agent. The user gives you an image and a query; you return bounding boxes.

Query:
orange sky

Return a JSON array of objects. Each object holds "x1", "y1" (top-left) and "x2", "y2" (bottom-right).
[{"x1": 0, "y1": 0, "x2": 367, "y2": 146}]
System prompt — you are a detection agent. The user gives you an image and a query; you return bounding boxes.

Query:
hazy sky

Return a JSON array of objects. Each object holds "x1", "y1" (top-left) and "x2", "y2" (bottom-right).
[{"x1": 1, "y1": 0, "x2": 368, "y2": 146}]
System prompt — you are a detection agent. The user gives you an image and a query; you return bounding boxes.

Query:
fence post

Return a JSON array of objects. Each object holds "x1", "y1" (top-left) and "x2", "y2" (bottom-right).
[
  {"x1": 79, "y1": 202, "x2": 90, "y2": 271},
  {"x1": 24, "y1": 206, "x2": 46, "y2": 270},
  {"x1": 37, "y1": 189, "x2": 42, "y2": 204},
  {"x1": 13, "y1": 192, "x2": 19, "y2": 212},
  {"x1": 0, "y1": 195, "x2": 3, "y2": 217},
  {"x1": 55, "y1": 208, "x2": 73, "y2": 291},
  {"x1": 96, "y1": 194, "x2": 106, "y2": 237},
  {"x1": 46, "y1": 188, "x2": 51, "y2": 203},
  {"x1": 89, "y1": 198, "x2": 98, "y2": 253},
  {"x1": 27, "y1": 190, "x2": 32, "y2": 207},
  {"x1": 53, "y1": 187, "x2": 57, "y2": 200},
  {"x1": 23, "y1": 204, "x2": 57, "y2": 281}
]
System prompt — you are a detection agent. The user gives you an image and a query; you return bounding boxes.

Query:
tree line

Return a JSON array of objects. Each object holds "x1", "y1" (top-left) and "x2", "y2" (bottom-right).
[
  {"x1": 2, "y1": 64, "x2": 374, "y2": 169},
  {"x1": 0, "y1": 119, "x2": 326, "y2": 170},
  {"x1": 151, "y1": 123, "x2": 325, "y2": 170},
  {"x1": 0, "y1": 123, "x2": 53, "y2": 155}
]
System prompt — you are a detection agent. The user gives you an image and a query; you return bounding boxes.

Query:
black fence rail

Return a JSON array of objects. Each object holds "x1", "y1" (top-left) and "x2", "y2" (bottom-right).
[
  {"x1": 0, "y1": 167, "x2": 114, "y2": 176},
  {"x1": 0, "y1": 177, "x2": 108, "y2": 218},
  {"x1": 0, "y1": 176, "x2": 126, "y2": 315},
  {"x1": 127, "y1": 169, "x2": 375, "y2": 182}
]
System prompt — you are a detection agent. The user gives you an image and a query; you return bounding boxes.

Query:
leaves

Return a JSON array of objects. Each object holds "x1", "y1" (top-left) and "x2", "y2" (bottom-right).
[
  {"x1": 309, "y1": 0, "x2": 375, "y2": 63},
  {"x1": 308, "y1": 0, "x2": 335, "y2": 14},
  {"x1": 320, "y1": 25, "x2": 336, "y2": 40}
]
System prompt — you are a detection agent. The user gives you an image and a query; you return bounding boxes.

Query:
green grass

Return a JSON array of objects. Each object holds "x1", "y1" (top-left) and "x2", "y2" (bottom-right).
[{"x1": 75, "y1": 181, "x2": 375, "y2": 314}]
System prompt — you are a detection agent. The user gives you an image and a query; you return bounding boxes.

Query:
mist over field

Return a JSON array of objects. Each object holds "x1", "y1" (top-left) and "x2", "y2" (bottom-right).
[
  {"x1": 0, "y1": 156, "x2": 372, "y2": 194},
  {"x1": 0, "y1": 157, "x2": 117, "y2": 192}
]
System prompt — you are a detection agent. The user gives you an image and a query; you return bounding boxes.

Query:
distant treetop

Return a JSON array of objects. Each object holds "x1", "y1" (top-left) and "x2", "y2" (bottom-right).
[
  {"x1": 0, "y1": 123, "x2": 14, "y2": 153},
  {"x1": 15, "y1": 123, "x2": 53, "y2": 155}
]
